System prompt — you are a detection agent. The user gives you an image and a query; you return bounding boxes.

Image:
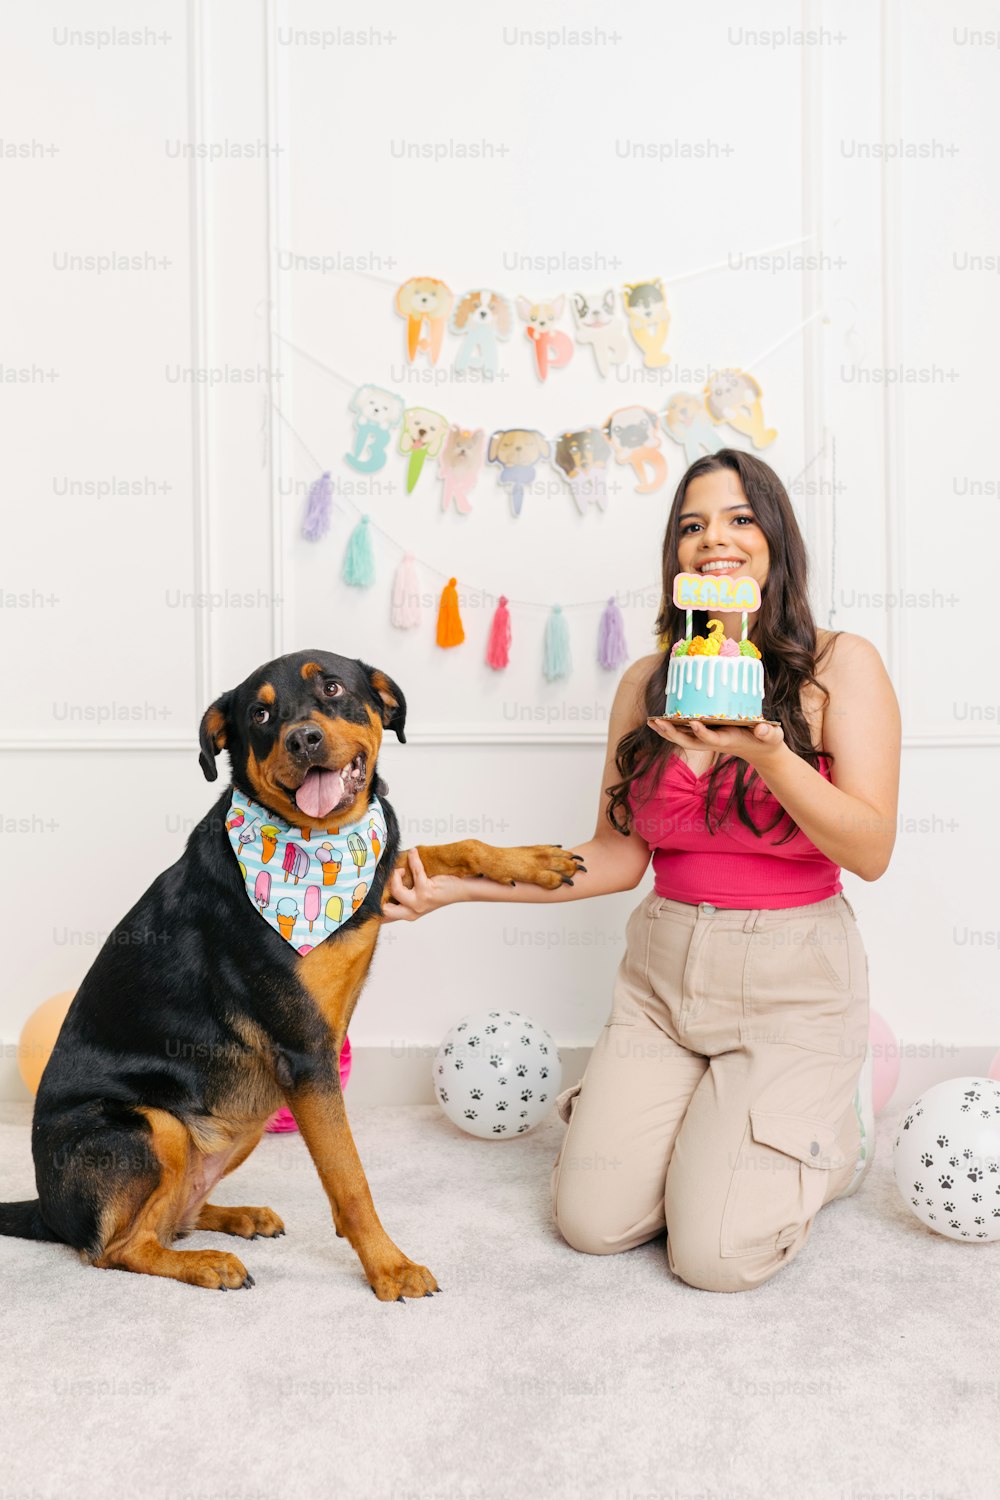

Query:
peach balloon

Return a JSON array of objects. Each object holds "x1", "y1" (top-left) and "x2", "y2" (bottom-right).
[
  {"x1": 869, "y1": 1008, "x2": 900, "y2": 1115},
  {"x1": 988, "y1": 1049, "x2": 1000, "y2": 1083},
  {"x1": 17, "y1": 990, "x2": 75, "y2": 1096}
]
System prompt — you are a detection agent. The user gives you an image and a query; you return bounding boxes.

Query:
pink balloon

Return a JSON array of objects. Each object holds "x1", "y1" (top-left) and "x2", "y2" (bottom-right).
[
  {"x1": 264, "y1": 1035, "x2": 352, "y2": 1133},
  {"x1": 988, "y1": 1048, "x2": 1000, "y2": 1083},
  {"x1": 870, "y1": 1008, "x2": 900, "y2": 1114}
]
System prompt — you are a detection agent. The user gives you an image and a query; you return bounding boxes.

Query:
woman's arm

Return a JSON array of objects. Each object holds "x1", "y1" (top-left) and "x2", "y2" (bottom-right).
[
  {"x1": 383, "y1": 658, "x2": 656, "y2": 920},
  {"x1": 649, "y1": 632, "x2": 901, "y2": 881}
]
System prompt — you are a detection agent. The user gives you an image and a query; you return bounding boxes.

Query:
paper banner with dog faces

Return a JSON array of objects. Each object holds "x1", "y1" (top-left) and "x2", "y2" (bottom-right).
[
  {"x1": 623, "y1": 279, "x2": 671, "y2": 368},
  {"x1": 603, "y1": 406, "x2": 668, "y2": 494},
  {"x1": 661, "y1": 392, "x2": 726, "y2": 466},
  {"x1": 551, "y1": 428, "x2": 611, "y2": 515},
  {"x1": 399, "y1": 408, "x2": 448, "y2": 494},
  {"x1": 516, "y1": 295, "x2": 574, "y2": 383},
  {"x1": 570, "y1": 289, "x2": 630, "y2": 378},
  {"x1": 394, "y1": 277, "x2": 454, "y2": 365},
  {"x1": 438, "y1": 425, "x2": 485, "y2": 514},
  {"x1": 450, "y1": 290, "x2": 512, "y2": 376},
  {"x1": 703, "y1": 368, "x2": 777, "y2": 449},
  {"x1": 486, "y1": 430, "x2": 550, "y2": 517},
  {"x1": 344, "y1": 386, "x2": 404, "y2": 475}
]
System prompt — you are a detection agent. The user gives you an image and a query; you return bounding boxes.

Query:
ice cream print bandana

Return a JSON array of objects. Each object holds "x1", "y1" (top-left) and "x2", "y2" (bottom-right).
[{"x1": 225, "y1": 786, "x2": 387, "y2": 952}]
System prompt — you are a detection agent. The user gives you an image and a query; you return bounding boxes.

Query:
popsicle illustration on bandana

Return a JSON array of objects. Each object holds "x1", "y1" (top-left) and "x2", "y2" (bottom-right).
[{"x1": 226, "y1": 786, "x2": 387, "y2": 948}]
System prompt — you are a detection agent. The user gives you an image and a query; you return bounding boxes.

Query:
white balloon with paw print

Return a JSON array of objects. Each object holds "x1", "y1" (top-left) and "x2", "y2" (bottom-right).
[
  {"x1": 433, "y1": 1009, "x2": 562, "y2": 1139},
  {"x1": 892, "y1": 1077, "x2": 1000, "y2": 1242}
]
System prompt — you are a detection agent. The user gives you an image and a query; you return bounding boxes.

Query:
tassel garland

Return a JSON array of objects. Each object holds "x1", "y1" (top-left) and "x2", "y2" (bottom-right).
[
  {"x1": 485, "y1": 596, "x2": 512, "y2": 669},
  {"x1": 391, "y1": 553, "x2": 422, "y2": 629},
  {"x1": 301, "y1": 470, "x2": 333, "y2": 541},
  {"x1": 543, "y1": 605, "x2": 572, "y2": 681},
  {"x1": 597, "y1": 596, "x2": 629, "y2": 669},
  {"x1": 436, "y1": 577, "x2": 465, "y2": 647},
  {"x1": 342, "y1": 515, "x2": 375, "y2": 586}
]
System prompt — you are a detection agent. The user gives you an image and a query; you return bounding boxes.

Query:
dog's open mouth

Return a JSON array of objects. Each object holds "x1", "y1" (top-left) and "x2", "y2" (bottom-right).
[{"x1": 292, "y1": 753, "x2": 367, "y2": 820}]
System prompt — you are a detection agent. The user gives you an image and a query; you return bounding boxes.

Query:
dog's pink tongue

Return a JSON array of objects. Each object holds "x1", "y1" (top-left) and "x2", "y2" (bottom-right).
[{"x1": 295, "y1": 767, "x2": 343, "y2": 820}]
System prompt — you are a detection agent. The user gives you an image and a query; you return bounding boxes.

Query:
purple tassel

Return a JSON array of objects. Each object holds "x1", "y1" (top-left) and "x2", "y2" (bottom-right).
[
  {"x1": 302, "y1": 471, "x2": 333, "y2": 541},
  {"x1": 597, "y1": 597, "x2": 629, "y2": 669}
]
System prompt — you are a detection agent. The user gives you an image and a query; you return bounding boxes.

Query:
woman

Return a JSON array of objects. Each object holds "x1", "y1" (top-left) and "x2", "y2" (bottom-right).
[{"x1": 384, "y1": 450, "x2": 901, "y2": 1293}]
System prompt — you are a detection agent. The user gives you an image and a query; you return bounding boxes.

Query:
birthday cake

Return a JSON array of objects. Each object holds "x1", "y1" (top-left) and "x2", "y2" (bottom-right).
[{"x1": 665, "y1": 573, "x2": 765, "y2": 722}]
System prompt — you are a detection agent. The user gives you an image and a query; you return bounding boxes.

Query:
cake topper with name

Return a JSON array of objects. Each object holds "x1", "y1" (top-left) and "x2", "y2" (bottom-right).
[
  {"x1": 671, "y1": 571, "x2": 762, "y2": 654},
  {"x1": 672, "y1": 572, "x2": 761, "y2": 613}
]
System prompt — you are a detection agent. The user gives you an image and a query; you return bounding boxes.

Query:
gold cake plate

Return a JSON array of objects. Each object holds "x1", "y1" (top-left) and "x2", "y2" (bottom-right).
[{"x1": 648, "y1": 714, "x2": 782, "y2": 729}]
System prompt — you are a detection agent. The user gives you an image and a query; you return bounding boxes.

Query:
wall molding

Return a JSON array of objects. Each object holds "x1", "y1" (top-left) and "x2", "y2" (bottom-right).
[{"x1": 2, "y1": 730, "x2": 998, "y2": 752}]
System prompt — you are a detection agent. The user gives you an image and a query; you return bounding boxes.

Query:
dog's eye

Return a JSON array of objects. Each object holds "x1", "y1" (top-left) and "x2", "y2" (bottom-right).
[
  {"x1": 321, "y1": 680, "x2": 343, "y2": 699},
  {"x1": 251, "y1": 706, "x2": 270, "y2": 725}
]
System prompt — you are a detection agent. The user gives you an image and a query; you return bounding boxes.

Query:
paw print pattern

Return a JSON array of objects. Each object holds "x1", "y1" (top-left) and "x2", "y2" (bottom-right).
[
  {"x1": 939, "y1": 1176, "x2": 953, "y2": 1190},
  {"x1": 921, "y1": 1153, "x2": 934, "y2": 1167},
  {"x1": 434, "y1": 1008, "x2": 562, "y2": 1138},
  {"x1": 936, "y1": 1135, "x2": 949, "y2": 1148}
]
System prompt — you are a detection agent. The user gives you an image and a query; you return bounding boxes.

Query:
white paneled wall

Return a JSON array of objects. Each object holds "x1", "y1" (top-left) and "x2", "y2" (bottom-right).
[{"x1": 1, "y1": 0, "x2": 997, "y2": 1102}]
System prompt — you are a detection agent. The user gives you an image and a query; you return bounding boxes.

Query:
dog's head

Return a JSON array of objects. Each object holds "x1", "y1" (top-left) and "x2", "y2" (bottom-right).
[{"x1": 198, "y1": 651, "x2": 406, "y2": 826}]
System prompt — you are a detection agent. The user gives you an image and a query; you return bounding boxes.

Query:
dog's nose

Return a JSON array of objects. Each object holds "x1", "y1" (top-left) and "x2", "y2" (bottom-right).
[{"x1": 285, "y1": 723, "x2": 324, "y2": 760}]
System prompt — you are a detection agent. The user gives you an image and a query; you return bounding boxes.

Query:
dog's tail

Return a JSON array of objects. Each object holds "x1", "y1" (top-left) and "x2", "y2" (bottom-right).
[{"x1": 0, "y1": 1199, "x2": 62, "y2": 1242}]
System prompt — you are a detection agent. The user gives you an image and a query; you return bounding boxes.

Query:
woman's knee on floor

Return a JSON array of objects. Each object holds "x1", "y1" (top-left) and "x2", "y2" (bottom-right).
[{"x1": 665, "y1": 1220, "x2": 793, "y2": 1293}]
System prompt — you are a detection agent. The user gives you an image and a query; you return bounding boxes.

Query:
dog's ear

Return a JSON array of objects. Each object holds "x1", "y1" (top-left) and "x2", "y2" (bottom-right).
[
  {"x1": 198, "y1": 691, "x2": 233, "y2": 781},
  {"x1": 364, "y1": 665, "x2": 407, "y2": 744}
]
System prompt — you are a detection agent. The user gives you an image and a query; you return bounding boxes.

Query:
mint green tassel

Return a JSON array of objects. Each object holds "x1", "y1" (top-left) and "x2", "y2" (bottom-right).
[
  {"x1": 543, "y1": 604, "x2": 572, "y2": 681},
  {"x1": 342, "y1": 515, "x2": 375, "y2": 587}
]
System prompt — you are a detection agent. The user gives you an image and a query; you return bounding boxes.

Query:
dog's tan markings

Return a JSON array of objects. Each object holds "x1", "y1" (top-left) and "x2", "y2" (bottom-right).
[
  {"x1": 369, "y1": 670, "x2": 401, "y2": 724},
  {"x1": 257, "y1": 683, "x2": 275, "y2": 705},
  {"x1": 92, "y1": 1108, "x2": 252, "y2": 1290},
  {"x1": 300, "y1": 920, "x2": 380, "y2": 1038},
  {"x1": 299, "y1": 661, "x2": 324, "y2": 680},
  {"x1": 385, "y1": 840, "x2": 582, "y2": 898},
  {"x1": 203, "y1": 705, "x2": 227, "y2": 752},
  {"x1": 294, "y1": 925, "x2": 435, "y2": 1299},
  {"x1": 248, "y1": 710, "x2": 383, "y2": 830},
  {"x1": 289, "y1": 1086, "x2": 437, "y2": 1300}
]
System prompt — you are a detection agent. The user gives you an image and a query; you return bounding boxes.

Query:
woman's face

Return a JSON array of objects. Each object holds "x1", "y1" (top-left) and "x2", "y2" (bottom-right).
[{"x1": 675, "y1": 468, "x2": 770, "y2": 599}]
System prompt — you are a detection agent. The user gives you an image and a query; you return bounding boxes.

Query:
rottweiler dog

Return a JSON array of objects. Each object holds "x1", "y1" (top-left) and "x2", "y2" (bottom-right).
[{"x1": 0, "y1": 651, "x2": 582, "y2": 1298}]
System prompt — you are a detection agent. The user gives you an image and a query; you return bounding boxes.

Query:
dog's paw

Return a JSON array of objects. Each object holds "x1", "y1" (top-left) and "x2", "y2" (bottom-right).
[
  {"x1": 184, "y1": 1250, "x2": 255, "y2": 1290},
  {"x1": 368, "y1": 1257, "x2": 439, "y2": 1302},
  {"x1": 197, "y1": 1203, "x2": 285, "y2": 1239},
  {"x1": 500, "y1": 845, "x2": 586, "y2": 890}
]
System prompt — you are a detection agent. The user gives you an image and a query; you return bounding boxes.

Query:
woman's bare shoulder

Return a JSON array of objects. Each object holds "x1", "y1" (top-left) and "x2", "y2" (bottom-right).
[
  {"x1": 611, "y1": 653, "x2": 663, "y2": 731},
  {"x1": 815, "y1": 629, "x2": 887, "y2": 680}
]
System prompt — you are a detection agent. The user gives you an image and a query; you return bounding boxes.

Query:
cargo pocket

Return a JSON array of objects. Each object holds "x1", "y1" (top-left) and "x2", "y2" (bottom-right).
[
  {"x1": 805, "y1": 917, "x2": 852, "y2": 993},
  {"x1": 555, "y1": 1080, "x2": 583, "y2": 1125},
  {"x1": 720, "y1": 1107, "x2": 850, "y2": 1259}
]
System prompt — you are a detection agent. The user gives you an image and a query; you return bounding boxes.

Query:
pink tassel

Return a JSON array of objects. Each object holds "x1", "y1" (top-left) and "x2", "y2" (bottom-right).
[
  {"x1": 391, "y1": 553, "x2": 421, "y2": 629},
  {"x1": 301, "y1": 471, "x2": 333, "y2": 541},
  {"x1": 486, "y1": 596, "x2": 511, "y2": 669},
  {"x1": 597, "y1": 596, "x2": 629, "y2": 669}
]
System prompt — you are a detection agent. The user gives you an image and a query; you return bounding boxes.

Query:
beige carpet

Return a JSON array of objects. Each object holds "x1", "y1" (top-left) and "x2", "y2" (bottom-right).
[{"x1": 0, "y1": 1098, "x2": 994, "y2": 1500}]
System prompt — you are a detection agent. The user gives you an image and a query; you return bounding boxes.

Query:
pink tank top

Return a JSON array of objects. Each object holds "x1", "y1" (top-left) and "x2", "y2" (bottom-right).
[{"x1": 628, "y1": 752, "x2": 842, "y2": 910}]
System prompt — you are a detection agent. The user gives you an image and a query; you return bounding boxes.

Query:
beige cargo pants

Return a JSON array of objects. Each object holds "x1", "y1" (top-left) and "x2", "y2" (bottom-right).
[{"x1": 550, "y1": 890, "x2": 868, "y2": 1292}]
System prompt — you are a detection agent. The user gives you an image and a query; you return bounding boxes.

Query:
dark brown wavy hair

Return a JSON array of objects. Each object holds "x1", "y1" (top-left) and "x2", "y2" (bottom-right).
[{"x1": 606, "y1": 449, "x2": 834, "y2": 844}]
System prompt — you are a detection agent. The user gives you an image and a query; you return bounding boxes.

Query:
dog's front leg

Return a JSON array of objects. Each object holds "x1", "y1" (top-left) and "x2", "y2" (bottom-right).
[
  {"x1": 392, "y1": 838, "x2": 584, "y2": 891},
  {"x1": 289, "y1": 1084, "x2": 437, "y2": 1301}
]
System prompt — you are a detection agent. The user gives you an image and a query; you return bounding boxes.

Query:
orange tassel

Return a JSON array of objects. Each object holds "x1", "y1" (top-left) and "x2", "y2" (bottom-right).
[{"x1": 436, "y1": 576, "x2": 465, "y2": 647}]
